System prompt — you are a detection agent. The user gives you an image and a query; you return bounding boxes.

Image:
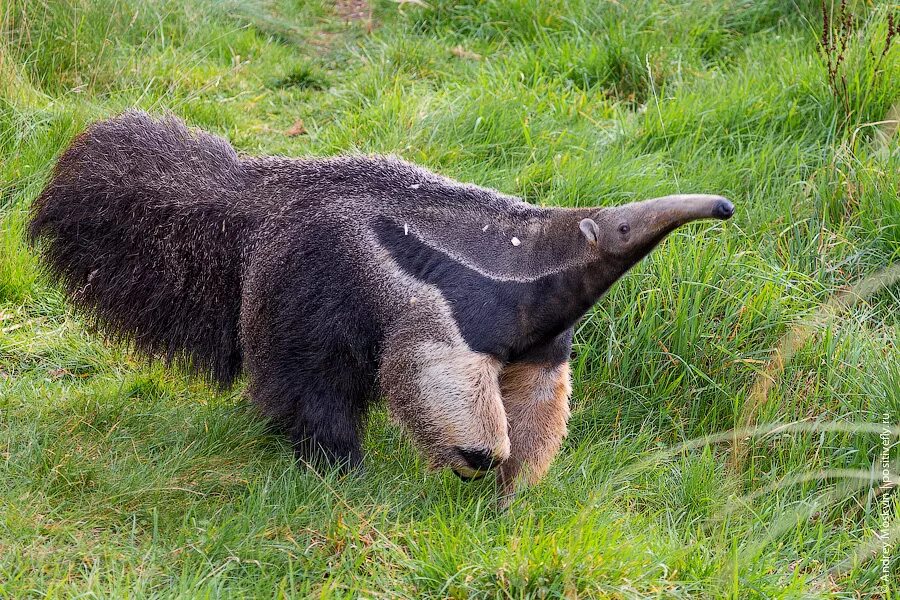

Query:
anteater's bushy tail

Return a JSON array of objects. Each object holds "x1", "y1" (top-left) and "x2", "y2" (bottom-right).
[{"x1": 29, "y1": 111, "x2": 259, "y2": 385}]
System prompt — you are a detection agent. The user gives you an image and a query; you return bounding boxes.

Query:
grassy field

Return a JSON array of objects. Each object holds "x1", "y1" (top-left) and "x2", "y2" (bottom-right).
[{"x1": 1, "y1": 0, "x2": 899, "y2": 597}]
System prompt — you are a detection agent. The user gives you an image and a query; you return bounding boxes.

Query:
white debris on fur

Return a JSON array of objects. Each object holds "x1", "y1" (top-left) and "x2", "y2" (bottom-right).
[{"x1": 511, "y1": 237, "x2": 521, "y2": 246}]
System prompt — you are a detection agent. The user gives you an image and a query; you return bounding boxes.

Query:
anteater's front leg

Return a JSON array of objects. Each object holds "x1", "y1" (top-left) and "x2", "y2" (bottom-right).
[
  {"x1": 379, "y1": 319, "x2": 510, "y2": 479},
  {"x1": 497, "y1": 360, "x2": 572, "y2": 508}
]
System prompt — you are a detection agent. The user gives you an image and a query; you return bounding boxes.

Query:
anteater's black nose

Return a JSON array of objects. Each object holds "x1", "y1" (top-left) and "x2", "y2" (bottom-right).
[
  {"x1": 457, "y1": 447, "x2": 499, "y2": 472},
  {"x1": 713, "y1": 199, "x2": 735, "y2": 219}
]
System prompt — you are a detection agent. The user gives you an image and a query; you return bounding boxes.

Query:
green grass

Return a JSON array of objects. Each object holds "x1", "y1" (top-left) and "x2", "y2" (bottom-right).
[{"x1": 1, "y1": 0, "x2": 899, "y2": 596}]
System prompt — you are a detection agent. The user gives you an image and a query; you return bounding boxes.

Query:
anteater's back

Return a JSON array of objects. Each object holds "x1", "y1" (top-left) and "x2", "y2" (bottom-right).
[{"x1": 29, "y1": 111, "x2": 258, "y2": 384}]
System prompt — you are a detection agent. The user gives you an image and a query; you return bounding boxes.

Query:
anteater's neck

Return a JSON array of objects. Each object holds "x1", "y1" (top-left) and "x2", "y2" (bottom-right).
[
  {"x1": 374, "y1": 208, "x2": 630, "y2": 360},
  {"x1": 506, "y1": 241, "x2": 628, "y2": 356},
  {"x1": 495, "y1": 207, "x2": 627, "y2": 341}
]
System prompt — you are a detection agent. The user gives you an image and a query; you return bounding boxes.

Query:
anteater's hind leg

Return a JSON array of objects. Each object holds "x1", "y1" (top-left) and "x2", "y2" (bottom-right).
[
  {"x1": 243, "y1": 354, "x2": 368, "y2": 467},
  {"x1": 240, "y1": 248, "x2": 375, "y2": 470},
  {"x1": 279, "y1": 368, "x2": 369, "y2": 469}
]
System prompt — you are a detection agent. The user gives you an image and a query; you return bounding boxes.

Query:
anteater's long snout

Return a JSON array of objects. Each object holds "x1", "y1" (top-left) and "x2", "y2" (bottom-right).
[{"x1": 639, "y1": 194, "x2": 735, "y2": 226}]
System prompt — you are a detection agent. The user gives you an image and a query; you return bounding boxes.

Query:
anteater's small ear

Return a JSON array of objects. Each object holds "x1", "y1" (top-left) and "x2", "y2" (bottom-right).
[{"x1": 579, "y1": 218, "x2": 600, "y2": 245}]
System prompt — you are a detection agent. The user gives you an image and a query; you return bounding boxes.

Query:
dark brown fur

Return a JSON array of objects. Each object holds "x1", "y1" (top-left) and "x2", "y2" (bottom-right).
[{"x1": 29, "y1": 111, "x2": 733, "y2": 497}]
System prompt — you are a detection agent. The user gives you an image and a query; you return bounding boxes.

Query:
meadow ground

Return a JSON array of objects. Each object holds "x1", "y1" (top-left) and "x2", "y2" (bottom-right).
[{"x1": 1, "y1": 0, "x2": 899, "y2": 597}]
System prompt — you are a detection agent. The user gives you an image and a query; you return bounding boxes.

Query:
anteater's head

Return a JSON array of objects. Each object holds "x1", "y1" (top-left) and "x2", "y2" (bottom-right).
[{"x1": 578, "y1": 194, "x2": 734, "y2": 267}]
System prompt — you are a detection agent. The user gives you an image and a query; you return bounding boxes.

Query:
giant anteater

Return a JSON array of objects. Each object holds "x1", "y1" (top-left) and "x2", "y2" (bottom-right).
[{"x1": 29, "y1": 111, "x2": 734, "y2": 505}]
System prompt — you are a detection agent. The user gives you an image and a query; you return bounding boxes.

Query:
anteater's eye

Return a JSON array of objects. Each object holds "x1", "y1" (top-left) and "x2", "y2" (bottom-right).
[{"x1": 618, "y1": 223, "x2": 630, "y2": 235}]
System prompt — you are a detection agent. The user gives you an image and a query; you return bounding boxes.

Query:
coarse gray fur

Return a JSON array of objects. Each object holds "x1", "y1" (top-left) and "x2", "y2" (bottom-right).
[{"x1": 29, "y1": 111, "x2": 734, "y2": 504}]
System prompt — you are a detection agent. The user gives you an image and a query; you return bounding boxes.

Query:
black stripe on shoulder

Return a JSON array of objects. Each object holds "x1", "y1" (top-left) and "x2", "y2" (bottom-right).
[{"x1": 372, "y1": 215, "x2": 521, "y2": 358}]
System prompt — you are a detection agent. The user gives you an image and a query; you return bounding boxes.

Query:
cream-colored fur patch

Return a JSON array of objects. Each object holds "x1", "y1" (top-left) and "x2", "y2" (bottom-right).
[{"x1": 415, "y1": 341, "x2": 510, "y2": 460}]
